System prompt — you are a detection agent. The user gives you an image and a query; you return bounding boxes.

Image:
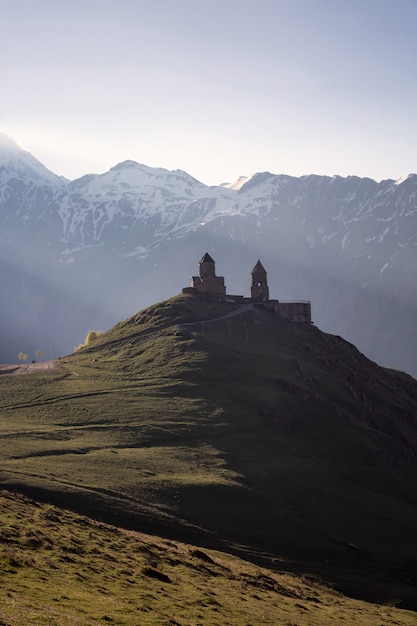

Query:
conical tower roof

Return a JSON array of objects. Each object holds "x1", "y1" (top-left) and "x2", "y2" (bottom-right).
[
  {"x1": 200, "y1": 252, "x2": 215, "y2": 264},
  {"x1": 251, "y1": 259, "x2": 266, "y2": 274}
]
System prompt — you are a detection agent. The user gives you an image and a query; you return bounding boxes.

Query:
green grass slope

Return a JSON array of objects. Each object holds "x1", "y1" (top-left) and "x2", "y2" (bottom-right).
[
  {"x1": 1, "y1": 294, "x2": 417, "y2": 609},
  {"x1": 3, "y1": 490, "x2": 416, "y2": 626}
]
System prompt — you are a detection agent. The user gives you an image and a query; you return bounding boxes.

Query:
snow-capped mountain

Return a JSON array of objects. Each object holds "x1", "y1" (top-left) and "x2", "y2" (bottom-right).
[
  {"x1": 0, "y1": 133, "x2": 63, "y2": 185},
  {"x1": 1, "y1": 135, "x2": 416, "y2": 377}
]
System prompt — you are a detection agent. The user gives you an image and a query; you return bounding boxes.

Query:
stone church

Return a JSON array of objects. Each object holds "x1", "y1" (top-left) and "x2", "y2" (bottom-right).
[
  {"x1": 188, "y1": 252, "x2": 226, "y2": 298},
  {"x1": 183, "y1": 253, "x2": 311, "y2": 323}
]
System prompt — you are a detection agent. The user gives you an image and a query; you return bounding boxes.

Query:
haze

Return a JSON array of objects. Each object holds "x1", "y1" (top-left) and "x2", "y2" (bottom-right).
[{"x1": 2, "y1": 0, "x2": 417, "y2": 185}]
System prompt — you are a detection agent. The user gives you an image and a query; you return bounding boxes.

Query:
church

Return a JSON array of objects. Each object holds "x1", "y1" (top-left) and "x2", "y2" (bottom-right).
[{"x1": 182, "y1": 253, "x2": 311, "y2": 323}]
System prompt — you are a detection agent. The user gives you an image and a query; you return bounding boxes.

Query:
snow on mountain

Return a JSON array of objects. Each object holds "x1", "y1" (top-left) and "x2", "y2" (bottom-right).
[
  {"x1": 220, "y1": 176, "x2": 250, "y2": 190},
  {"x1": 0, "y1": 133, "x2": 64, "y2": 186},
  {"x1": 57, "y1": 160, "x2": 228, "y2": 250},
  {"x1": 1, "y1": 135, "x2": 416, "y2": 283},
  {"x1": 0, "y1": 135, "x2": 416, "y2": 377}
]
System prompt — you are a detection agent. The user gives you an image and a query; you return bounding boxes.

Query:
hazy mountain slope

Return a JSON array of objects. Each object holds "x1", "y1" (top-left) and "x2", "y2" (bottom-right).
[
  {"x1": 1, "y1": 294, "x2": 417, "y2": 608},
  {"x1": 0, "y1": 135, "x2": 416, "y2": 376}
]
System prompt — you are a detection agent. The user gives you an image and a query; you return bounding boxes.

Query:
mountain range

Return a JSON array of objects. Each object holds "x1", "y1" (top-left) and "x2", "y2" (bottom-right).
[{"x1": 1, "y1": 133, "x2": 416, "y2": 377}]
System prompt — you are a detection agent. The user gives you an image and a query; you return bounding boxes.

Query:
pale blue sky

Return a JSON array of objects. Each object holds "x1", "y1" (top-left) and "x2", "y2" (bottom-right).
[{"x1": 1, "y1": 0, "x2": 416, "y2": 184}]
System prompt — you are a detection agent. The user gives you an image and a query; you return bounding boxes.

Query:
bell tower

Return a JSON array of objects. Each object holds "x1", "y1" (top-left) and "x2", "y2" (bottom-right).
[
  {"x1": 251, "y1": 260, "x2": 269, "y2": 302},
  {"x1": 199, "y1": 252, "x2": 216, "y2": 278}
]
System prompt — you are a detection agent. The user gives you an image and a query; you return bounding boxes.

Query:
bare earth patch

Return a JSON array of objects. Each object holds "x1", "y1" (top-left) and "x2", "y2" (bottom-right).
[{"x1": 0, "y1": 360, "x2": 62, "y2": 376}]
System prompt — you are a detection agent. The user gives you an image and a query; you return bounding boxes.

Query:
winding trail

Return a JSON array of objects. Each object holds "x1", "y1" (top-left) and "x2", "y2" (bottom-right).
[{"x1": 180, "y1": 302, "x2": 255, "y2": 328}]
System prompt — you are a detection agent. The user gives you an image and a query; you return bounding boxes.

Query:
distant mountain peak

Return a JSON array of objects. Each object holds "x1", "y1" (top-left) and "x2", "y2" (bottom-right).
[
  {"x1": 0, "y1": 132, "x2": 63, "y2": 185},
  {"x1": 395, "y1": 173, "x2": 417, "y2": 186},
  {"x1": 111, "y1": 160, "x2": 143, "y2": 170},
  {"x1": 222, "y1": 172, "x2": 277, "y2": 192},
  {"x1": 221, "y1": 176, "x2": 250, "y2": 190},
  {"x1": 0, "y1": 132, "x2": 24, "y2": 152}
]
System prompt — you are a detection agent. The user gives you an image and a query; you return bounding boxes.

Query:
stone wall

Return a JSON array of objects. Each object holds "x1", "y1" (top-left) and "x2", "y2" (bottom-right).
[{"x1": 275, "y1": 301, "x2": 311, "y2": 323}]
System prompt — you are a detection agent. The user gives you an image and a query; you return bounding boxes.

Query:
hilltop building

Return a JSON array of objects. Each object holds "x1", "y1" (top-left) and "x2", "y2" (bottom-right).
[
  {"x1": 189, "y1": 253, "x2": 226, "y2": 298},
  {"x1": 250, "y1": 259, "x2": 269, "y2": 302},
  {"x1": 183, "y1": 254, "x2": 311, "y2": 323}
]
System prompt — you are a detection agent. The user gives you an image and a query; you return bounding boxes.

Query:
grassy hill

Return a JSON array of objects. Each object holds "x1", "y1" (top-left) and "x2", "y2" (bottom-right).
[
  {"x1": 1, "y1": 293, "x2": 417, "y2": 617},
  {"x1": 1, "y1": 489, "x2": 416, "y2": 626}
]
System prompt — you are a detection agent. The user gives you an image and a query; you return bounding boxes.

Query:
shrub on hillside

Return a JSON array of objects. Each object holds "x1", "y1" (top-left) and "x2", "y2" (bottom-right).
[{"x1": 74, "y1": 330, "x2": 103, "y2": 352}]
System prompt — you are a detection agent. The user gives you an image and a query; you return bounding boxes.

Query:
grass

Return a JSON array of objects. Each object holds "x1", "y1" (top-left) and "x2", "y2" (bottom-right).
[
  {"x1": 1, "y1": 489, "x2": 416, "y2": 626},
  {"x1": 1, "y1": 293, "x2": 417, "y2": 611}
]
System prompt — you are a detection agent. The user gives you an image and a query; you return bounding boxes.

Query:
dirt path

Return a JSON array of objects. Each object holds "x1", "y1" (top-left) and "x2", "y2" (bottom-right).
[
  {"x1": 0, "y1": 360, "x2": 62, "y2": 376},
  {"x1": 180, "y1": 303, "x2": 255, "y2": 327}
]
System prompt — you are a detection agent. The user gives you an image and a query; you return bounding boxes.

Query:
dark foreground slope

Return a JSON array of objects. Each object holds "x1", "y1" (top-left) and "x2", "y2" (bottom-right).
[
  {"x1": 3, "y1": 490, "x2": 417, "y2": 626},
  {"x1": 1, "y1": 294, "x2": 417, "y2": 608}
]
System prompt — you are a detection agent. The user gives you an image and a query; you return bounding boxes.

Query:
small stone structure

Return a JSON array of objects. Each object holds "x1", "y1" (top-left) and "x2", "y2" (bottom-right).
[
  {"x1": 275, "y1": 301, "x2": 311, "y2": 323},
  {"x1": 188, "y1": 253, "x2": 226, "y2": 297},
  {"x1": 250, "y1": 260, "x2": 269, "y2": 302},
  {"x1": 182, "y1": 253, "x2": 311, "y2": 323}
]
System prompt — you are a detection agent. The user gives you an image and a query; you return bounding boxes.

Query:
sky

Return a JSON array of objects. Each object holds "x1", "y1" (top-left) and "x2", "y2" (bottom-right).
[{"x1": 1, "y1": 0, "x2": 417, "y2": 185}]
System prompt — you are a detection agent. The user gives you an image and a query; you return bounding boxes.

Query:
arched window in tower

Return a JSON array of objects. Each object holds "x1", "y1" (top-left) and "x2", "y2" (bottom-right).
[{"x1": 251, "y1": 260, "x2": 269, "y2": 302}]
